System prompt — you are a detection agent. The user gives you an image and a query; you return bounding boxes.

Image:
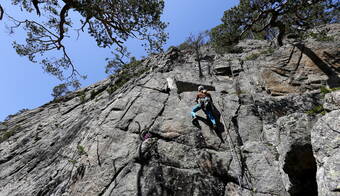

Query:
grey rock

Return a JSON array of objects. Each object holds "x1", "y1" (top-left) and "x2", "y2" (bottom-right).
[
  {"x1": 312, "y1": 110, "x2": 340, "y2": 196},
  {"x1": 0, "y1": 24, "x2": 339, "y2": 196},
  {"x1": 277, "y1": 113, "x2": 318, "y2": 196},
  {"x1": 324, "y1": 90, "x2": 340, "y2": 111}
]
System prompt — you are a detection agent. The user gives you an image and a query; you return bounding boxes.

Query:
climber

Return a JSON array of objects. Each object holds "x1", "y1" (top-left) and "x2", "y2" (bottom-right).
[{"x1": 191, "y1": 85, "x2": 217, "y2": 129}]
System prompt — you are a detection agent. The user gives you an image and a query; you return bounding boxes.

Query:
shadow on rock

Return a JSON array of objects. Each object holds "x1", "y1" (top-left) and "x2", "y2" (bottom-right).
[{"x1": 295, "y1": 43, "x2": 340, "y2": 88}]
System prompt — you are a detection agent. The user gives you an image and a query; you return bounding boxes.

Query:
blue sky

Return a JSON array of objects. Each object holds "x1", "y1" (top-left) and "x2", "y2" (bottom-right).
[{"x1": 0, "y1": 0, "x2": 239, "y2": 121}]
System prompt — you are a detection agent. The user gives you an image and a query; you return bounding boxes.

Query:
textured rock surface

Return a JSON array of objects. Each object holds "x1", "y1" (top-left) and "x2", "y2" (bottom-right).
[
  {"x1": 324, "y1": 90, "x2": 340, "y2": 111},
  {"x1": 312, "y1": 110, "x2": 340, "y2": 196},
  {"x1": 0, "y1": 24, "x2": 339, "y2": 196}
]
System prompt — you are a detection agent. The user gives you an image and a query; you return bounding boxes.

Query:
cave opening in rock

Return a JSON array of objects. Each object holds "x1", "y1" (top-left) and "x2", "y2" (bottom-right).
[{"x1": 283, "y1": 144, "x2": 318, "y2": 196}]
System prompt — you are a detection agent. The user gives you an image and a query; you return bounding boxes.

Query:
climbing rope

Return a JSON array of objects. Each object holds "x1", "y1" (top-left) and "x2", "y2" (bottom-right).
[
  {"x1": 218, "y1": 98, "x2": 254, "y2": 194},
  {"x1": 212, "y1": 63, "x2": 255, "y2": 194}
]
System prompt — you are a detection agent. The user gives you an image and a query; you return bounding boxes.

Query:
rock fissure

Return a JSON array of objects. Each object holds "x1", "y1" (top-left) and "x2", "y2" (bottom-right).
[
  {"x1": 61, "y1": 103, "x2": 83, "y2": 115},
  {"x1": 136, "y1": 84, "x2": 170, "y2": 94},
  {"x1": 147, "y1": 94, "x2": 170, "y2": 131},
  {"x1": 98, "y1": 162, "x2": 130, "y2": 196},
  {"x1": 321, "y1": 119, "x2": 340, "y2": 134},
  {"x1": 118, "y1": 93, "x2": 141, "y2": 122}
]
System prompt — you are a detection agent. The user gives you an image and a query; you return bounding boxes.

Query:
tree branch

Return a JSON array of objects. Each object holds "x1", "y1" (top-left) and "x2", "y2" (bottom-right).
[
  {"x1": 240, "y1": 9, "x2": 272, "y2": 38},
  {"x1": 57, "y1": 3, "x2": 72, "y2": 48},
  {"x1": 32, "y1": 0, "x2": 41, "y2": 16},
  {"x1": 0, "y1": 4, "x2": 4, "y2": 20},
  {"x1": 61, "y1": 45, "x2": 80, "y2": 80}
]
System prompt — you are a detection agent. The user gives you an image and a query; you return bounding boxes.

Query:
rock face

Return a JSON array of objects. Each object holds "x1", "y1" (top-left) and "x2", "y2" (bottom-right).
[
  {"x1": 0, "y1": 24, "x2": 339, "y2": 196},
  {"x1": 312, "y1": 110, "x2": 340, "y2": 196}
]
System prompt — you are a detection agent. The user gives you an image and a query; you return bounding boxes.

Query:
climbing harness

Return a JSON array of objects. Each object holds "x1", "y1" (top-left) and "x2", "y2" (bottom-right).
[{"x1": 198, "y1": 96, "x2": 212, "y2": 111}]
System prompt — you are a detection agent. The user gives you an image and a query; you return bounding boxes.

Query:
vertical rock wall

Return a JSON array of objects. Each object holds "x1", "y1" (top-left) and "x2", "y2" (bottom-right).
[{"x1": 0, "y1": 24, "x2": 339, "y2": 196}]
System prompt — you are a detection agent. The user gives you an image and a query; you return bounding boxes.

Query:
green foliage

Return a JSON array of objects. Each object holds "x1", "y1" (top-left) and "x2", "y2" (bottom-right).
[
  {"x1": 166, "y1": 46, "x2": 177, "y2": 52},
  {"x1": 243, "y1": 48, "x2": 274, "y2": 60},
  {"x1": 52, "y1": 83, "x2": 70, "y2": 99},
  {"x1": 210, "y1": 0, "x2": 339, "y2": 49},
  {"x1": 209, "y1": 24, "x2": 240, "y2": 54},
  {"x1": 306, "y1": 105, "x2": 326, "y2": 115},
  {"x1": 320, "y1": 86, "x2": 340, "y2": 94},
  {"x1": 2, "y1": 0, "x2": 167, "y2": 90},
  {"x1": 245, "y1": 53, "x2": 260, "y2": 61},
  {"x1": 106, "y1": 86, "x2": 116, "y2": 95},
  {"x1": 230, "y1": 90, "x2": 247, "y2": 95},
  {"x1": 228, "y1": 46, "x2": 244, "y2": 54},
  {"x1": 0, "y1": 130, "x2": 15, "y2": 142},
  {"x1": 0, "y1": 125, "x2": 22, "y2": 143},
  {"x1": 107, "y1": 58, "x2": 147, "y2": 94},
  {"x1": 320, "y1": 86, "x2": 332, "y2": 94},
  {"x1": 90, "y1": 90, "x2": 102, "y2": 100},
  {"x1": 331, "y1": 87, "x2": 340, "y2": 91},
  {"x1": 68, "y1": 159, "x2": 77, "y2": 165},
  {"x1": 77, "y1": 91, "x2": 86, "y2": 103},
  {"x1": 261, "y1": 48, "x2": 275, "y2": 55},
  {"x1": 4, "y1": 108, "x2": 29, "y2": 121},
  {"x1": 307, "y1": 30, "x2": 335, "y2": 42},
  {"x1": 77, "y1": 145, "x2": 87, "y2": 156},
  {"x1": 177, "y1": 42, "x2": 191, "y2": 51}
]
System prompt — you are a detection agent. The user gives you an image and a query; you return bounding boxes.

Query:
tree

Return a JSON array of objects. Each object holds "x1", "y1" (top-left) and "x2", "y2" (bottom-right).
[
  {"x1": 51, "y1": 83, "x2": 71, "y2": 99},
  {"x1": 211, "y1": 0, "x2": 339, "y2": 50},
  {"x1": 0, "y1": 0, "x2": 167, "y2": 91},
  {"x1": 186, "y1": 32, "x2": 209, "y2": 77}
]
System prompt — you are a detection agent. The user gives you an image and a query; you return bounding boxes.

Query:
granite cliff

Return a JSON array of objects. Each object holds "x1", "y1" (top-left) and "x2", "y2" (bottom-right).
[{"x1": 1, "y1": 24, "x2": 339, "y2": 196}]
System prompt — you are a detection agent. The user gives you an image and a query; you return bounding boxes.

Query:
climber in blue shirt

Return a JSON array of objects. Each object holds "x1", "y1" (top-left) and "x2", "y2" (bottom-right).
[{"x1": 191, "y1": 85, "x2": 217, "y2": 129}]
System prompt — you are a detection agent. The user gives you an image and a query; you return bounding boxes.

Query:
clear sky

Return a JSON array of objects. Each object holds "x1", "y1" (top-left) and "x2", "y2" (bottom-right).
[{"x1": 0, "y1": 0, "x2": 239, "y2": 121}]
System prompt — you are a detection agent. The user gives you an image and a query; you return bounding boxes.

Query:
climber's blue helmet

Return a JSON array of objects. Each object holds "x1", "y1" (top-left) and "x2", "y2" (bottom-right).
[{"x1": 198, "y1": 85, "x2": 204, "y2": 92}]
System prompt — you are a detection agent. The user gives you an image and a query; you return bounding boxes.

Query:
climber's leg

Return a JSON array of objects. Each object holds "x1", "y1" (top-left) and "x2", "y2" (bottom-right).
[
  {"x1": 205, "y1": 110, "x2": 217, "y2": 127},
  {"x1": 191, "y1": 104, "x2": 201, "y2": 119}
]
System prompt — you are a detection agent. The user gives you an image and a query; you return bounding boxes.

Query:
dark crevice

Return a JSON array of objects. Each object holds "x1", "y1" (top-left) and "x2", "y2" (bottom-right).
[
  {"x1": 98, "y1": 162, "x2": 130, "y2": 196},
  {"x1": 62, "y1": 103, "x2": 83, "y2": 115},
  {"x1": 136, "y1": 162, "x2": 145, "y2": 196},
  {"x1": 96, "y1": 135, "x2": 102, "y2": 167},
  {"x1": 175, "y1": 81, "x2": 216, "y2": 93},
  {"x1": 215, "y1": 66, "x2": 233, "y2": 76},
  {"x1": 0, "y1": 153, "x2": 16, "y2": 164},
  {"x1": 135, "y1": 137, "x2": 160, "y2": 196},
  {"x1": 283, "y1": 144, "x2": 318, "y2": 196},
  {"x1": 321, "y1": 119, "x2": 340, "y2": 134},
  {"x1": 271, "y1": 68, "x2": 290, "y2": 77},
  {"x1": 89, "y1": 84, "x2": 109, "y2": 100},
  {"x1": 239, "y1": 153, "x2": 254, "y2": 191},
  {"x1": 294, "y1": 50, "x2": 303, "y2": 72},
  {"x1": 25, "y1": 156, "x2": 45, "y2": 174},
  {"x1": 136, "y1": 84, "x2": 170, "y2": 94},
  {"x1": 110, "y1": 107, "x2": 124, "y2": 111},
  {"x1": 281, "y1": 45, "x2": 296, "y2": 67},
  {"x1": 146, "y1": 93, "x2": 170, "y2": 132},
  {"x1": 98, "y1": 97, "x2": 122, "y2": 125},
  {"x1": 231, "y1": 102, "x2": 243, "y2": 146},
  {"x1": 36, "y1": 176, "x2": 63, "y2": 196},
  {"x1": 72, "y1": 163, "x2": 86, "y2": 182},
  {"x1": 118, "y1": 93, "x2": 141, "y2": 122}
]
